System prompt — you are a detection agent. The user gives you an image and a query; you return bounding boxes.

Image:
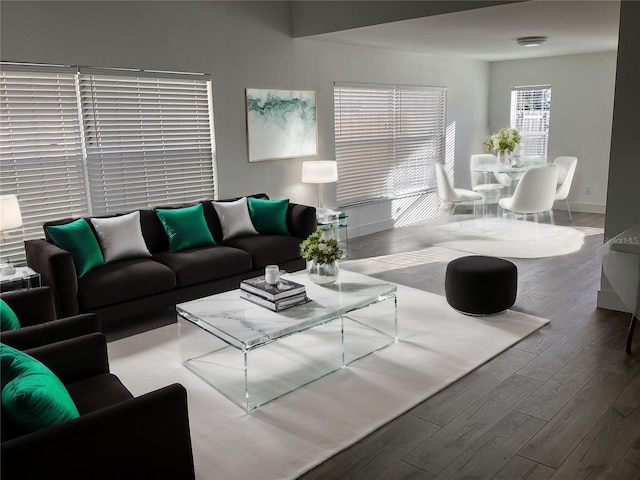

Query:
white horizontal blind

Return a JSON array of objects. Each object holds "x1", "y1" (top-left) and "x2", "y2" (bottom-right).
[
  {"x1": 394, "y1": 88, "x2": 446, "y2": 197},
  {"x1": 1, "y1": 63, "x2": 216, "y2": 266},
  {"x1": 80, "y1": 73, "x2": 215, "y2": 215},
  {"x1": 510, "y1": 85, "x2": 551, "y2": 159},
  {"x1": 0, "y1": 69, "x2": 89, "y2": 264},
  {"x1": 334, "y1": 86, "x2": 395, "y2": 205},
  {"x1": 334, "y1": 83, "x2": 446, "y2": 206}
]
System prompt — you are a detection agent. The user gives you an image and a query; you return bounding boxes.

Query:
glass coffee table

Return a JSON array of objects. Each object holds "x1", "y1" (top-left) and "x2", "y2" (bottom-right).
[{"x1": 177, "y1": 269, "x2": 397, "y2": 412}]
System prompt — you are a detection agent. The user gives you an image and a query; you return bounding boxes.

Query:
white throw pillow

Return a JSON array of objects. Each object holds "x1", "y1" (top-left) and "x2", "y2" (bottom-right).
[
  {"x1": 90, "y1": 211, "x2": 151, "y2": 263},
  {"x1": 212, "y1": 197, "x2": 258, "y2": 240}
]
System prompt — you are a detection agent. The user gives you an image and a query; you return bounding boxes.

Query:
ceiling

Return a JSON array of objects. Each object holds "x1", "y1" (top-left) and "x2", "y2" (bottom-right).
[{"x1": 306, "y1": 0, "x2": 621, "y2": 62}]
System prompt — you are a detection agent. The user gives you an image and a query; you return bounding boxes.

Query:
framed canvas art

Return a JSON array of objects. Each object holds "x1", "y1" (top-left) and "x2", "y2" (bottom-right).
[{"x1": 245, "y1": 88, "x2": 318, "y2": 162}]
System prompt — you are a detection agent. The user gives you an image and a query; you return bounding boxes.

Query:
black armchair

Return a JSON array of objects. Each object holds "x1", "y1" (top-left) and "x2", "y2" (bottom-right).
[
  {"x1": 0, "y1": 286, "x2": 99, "y2": 350},
  {"x1": 1, "y1": 332, "x2": 195, "y2": 479}
]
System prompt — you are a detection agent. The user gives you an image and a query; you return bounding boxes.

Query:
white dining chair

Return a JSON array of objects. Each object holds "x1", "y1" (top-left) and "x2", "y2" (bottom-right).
[
  {"x1": 435, "y1": 162, "x2": 483, "y2": 223},
  {"x1": 553, "y1": 156, "x2": 578, "y2": 222},
  {"x1": 498, "y1": 164, "x2": 559, "y2": 224},
  {"x1": 470, "y1": 154, "x2": 505, "y2": 204}
]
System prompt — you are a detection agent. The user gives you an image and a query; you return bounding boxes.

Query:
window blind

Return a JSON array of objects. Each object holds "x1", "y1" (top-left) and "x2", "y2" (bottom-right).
[
  {"x1": 510, "y1": 85, "x2": 551, "y2": 159},
  {"x1": 334, "y1": 83, "x2": 446, "y2": 207},
  {"x1": 0, "y1": 69, "x2": 89, "y2": 264},
  {"x1": 80, "y1": 73, "x2": 215, "y2": 215},
  {"x1": 0, "y1": 63, "x2": 216, "y2": 265}
]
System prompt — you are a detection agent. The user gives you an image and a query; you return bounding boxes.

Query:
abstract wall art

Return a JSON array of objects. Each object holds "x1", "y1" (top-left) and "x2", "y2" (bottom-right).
[{"x1": 245, "y1": 88, "x2": 318, "y2": 162}]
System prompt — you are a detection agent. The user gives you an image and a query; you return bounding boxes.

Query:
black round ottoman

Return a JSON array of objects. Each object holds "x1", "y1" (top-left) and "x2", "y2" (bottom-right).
[{"x1": 445, "y1": 256, "x2": 517, "y2": 315}]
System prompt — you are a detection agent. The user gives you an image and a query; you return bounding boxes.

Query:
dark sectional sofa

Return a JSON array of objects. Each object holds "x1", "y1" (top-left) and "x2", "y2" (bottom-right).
[{"x1": 24, "y1": 194, "x2": 316, "y2": 328}]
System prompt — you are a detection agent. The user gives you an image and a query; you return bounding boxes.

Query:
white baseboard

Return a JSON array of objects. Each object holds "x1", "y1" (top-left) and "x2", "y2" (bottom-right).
[
  {"x1": 555, "y1": 201, "x2": 606, "y2": 214},
  {"x1": 345, "y1": 200, "x2": 605, "y2": 240},
  {"x1": 347, "y1": 219, "x2": 395, "y2": 239}
]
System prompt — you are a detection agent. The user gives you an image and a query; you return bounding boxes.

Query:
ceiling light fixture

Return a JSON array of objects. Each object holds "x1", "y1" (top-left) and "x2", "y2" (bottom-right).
[{"x1": 517, "y1": 36, "x2": 547, "y2": 47}]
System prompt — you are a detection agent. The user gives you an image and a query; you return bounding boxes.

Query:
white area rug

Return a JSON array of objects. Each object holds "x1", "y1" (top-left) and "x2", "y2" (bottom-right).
[
  {"x1": 433, "y1": 218, "x2": 590, "y2": 258},
  {"x1": 108, "y1": 283, "x2": 549, "y2": 480}
]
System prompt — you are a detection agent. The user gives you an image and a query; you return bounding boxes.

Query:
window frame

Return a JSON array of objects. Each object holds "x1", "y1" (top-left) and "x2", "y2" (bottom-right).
[{"x1": 510, "y1": 84, "x2": 552, "y2": 160}]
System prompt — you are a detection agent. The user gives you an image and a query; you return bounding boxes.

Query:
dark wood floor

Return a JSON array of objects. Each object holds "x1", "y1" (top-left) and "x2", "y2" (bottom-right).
[{"x1": 300, "y1": 211, "x2": 640, "y2": 480}]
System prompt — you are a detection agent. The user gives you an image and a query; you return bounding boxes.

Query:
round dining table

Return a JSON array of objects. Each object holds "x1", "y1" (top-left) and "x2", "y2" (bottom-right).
[{"x1": 472, "y1": 160, "x2": 548, "y2": 196}]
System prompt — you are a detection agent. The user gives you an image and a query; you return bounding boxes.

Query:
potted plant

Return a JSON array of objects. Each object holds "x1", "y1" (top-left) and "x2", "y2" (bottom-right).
[
  {"x1": 482, "y1": 127, "x2": 521, "y2": 165},
  {"x1": 299, "y1": 230, "x2": 344, "y2": 285}
]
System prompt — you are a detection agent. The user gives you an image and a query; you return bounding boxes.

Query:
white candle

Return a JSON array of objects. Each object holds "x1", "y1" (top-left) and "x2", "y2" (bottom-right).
[{"x1": 265, "y1": 265, "x2": 280, "y2": 285}]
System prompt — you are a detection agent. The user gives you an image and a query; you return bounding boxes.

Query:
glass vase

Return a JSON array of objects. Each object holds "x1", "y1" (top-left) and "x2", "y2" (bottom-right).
[
  {"x1": 498, "y1": 151, "x2": 510, "y2": 167},
  {"x1": 308, "y1": 259, "x2": 339, "y2": 285}
]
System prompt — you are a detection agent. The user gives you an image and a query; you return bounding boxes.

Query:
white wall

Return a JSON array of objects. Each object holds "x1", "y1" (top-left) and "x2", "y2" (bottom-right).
[
  {"x1": 292, "y1": 39, "x2": 490, "y2": 236},
  {"x1": 598, "y1": 1, "x2": 640, "y2": 313},
  {"x1": 488, "y1": 52, "x2": 618, "y2": 214},
  {"x1": 0, "y1": 1, "x2": 489, "y2": 237}
]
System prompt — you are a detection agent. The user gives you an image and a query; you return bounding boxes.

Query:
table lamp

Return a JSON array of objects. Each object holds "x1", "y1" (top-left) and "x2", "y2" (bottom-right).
[
  {"x1": 0, "y1": 194, "x2": 23, "y2": 275},
  {"x1": 301, "y1": 160, "x2": 338, "y2": 215}
]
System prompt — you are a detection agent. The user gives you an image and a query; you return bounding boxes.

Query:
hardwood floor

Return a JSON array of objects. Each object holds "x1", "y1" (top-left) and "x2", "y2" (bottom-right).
[{"x1": 300, "y1": 211, "x2": 640, "y2": 480}]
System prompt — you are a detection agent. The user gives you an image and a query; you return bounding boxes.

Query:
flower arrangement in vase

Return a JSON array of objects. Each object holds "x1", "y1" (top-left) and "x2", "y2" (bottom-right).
[
  {"x1": 299, "y1": 230, "x2": 344, "y2": 285},
  {"x1": 482, "y1": 127, "x2": 521, "y2": 165}
]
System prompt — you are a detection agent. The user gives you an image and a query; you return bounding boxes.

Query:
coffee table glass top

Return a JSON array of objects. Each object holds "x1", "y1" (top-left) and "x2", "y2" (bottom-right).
[{"x1": 176, "y1": 269, "x2": 397, "y2": 350}]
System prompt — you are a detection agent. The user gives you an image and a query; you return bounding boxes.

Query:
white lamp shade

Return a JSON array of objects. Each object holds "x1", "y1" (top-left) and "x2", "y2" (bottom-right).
[
  {"x1": 0, "y1": 195, "x2": 23, "y2": 231},
  {"x1": 301, "y1": 161, "x2": 338, "y2": 184}
]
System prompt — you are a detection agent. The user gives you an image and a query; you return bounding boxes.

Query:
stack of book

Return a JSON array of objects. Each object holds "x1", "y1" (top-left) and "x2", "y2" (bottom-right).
[{"x1": 239, "y1": 276, "x2": 308, "y2": 311}]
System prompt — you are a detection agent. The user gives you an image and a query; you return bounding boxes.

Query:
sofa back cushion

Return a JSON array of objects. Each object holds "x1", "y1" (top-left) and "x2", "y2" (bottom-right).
[
  {"x1": 139, "y1": 209, "x2": 169, "y2": 253},
  {"x1": 201, "y1": 201, "x2": 223, "y2": 243}
]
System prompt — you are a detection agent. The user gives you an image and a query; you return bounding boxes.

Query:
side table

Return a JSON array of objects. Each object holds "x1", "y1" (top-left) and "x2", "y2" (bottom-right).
[
  {"x1": 317, "y1": 211, "x2": 348, "y2": 258},
  {"x1": 0, "y1": 266, "x2": 41, "y2": 292}
]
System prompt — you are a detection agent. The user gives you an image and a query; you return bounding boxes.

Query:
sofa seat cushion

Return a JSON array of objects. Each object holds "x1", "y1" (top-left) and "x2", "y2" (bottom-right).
[
  {"x1": 153, "y1": 246, "x2": 252, "y2": 288},
  {"x1": 78, "y1": 259, "x2": 177, "y2": 311},
  {"x1": 66, "y1": 373, "x2": 133, "y2": 415},
  {"x1": 223, "y1": 235, "x2": 303, "y2": 269}
]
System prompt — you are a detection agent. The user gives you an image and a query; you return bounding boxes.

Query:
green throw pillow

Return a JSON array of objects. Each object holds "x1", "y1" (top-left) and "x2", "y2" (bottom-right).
[
  {"x1": 0, "y1": 299, "x2": 21, "y2": 331},
  {"x1": 156, "y1": 203, "x2": 216, "y2": 252},
  {"x1": 46, "y1": 219, "x2": 104, "y2": 278},
  {"x1": 0, "y1": 343, "x2": 79, "y2": 433},
  {"x1": 247, "y1": 197, "x2": 290, "y2": 235}
]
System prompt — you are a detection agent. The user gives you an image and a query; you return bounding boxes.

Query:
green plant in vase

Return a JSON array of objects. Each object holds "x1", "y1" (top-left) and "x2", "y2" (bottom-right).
[
  {"x1": 300, "y1": 230, "x2": 343, "y2": 285},
  {"x1": 483, "y1": 127, "x2": 521, "y2": 165}
]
